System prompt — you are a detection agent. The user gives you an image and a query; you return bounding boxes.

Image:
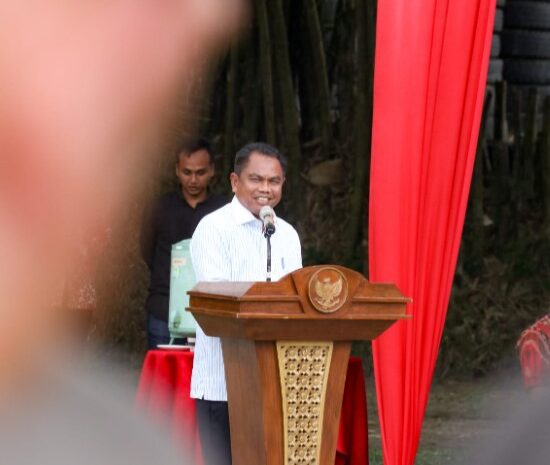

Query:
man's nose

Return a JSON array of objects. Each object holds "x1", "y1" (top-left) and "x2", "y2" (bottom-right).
[{"x1": 259, "y1": 180, "x2": 270, "y2": 191}]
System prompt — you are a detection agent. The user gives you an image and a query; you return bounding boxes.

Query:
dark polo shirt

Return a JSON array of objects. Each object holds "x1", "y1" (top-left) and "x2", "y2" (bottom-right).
[{"x1": 140, "y1": 191, "x2": 227, "y2": 321}]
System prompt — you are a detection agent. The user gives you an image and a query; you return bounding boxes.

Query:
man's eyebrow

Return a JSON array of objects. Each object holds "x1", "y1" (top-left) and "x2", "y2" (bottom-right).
[{"x1": 247, "y1": 173, "x2": 282, "y2": 180}]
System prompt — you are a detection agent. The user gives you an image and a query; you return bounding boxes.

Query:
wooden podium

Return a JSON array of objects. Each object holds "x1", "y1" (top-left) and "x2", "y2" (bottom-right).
[{"x1": 188, "y1": 265, "x2": 409, "y2": 465}]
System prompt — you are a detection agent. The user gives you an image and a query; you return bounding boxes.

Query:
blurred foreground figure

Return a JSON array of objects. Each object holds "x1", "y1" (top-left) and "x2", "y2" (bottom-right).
[
  {"x1": 0, "y1": 0, "x2": 244, "y2": 462},
  {"x1": 466, "y1": 388, "x2": 550, "y2": 465},
  {"x1": 0, "y1": 355, "x2": 192, "y2": 465}
]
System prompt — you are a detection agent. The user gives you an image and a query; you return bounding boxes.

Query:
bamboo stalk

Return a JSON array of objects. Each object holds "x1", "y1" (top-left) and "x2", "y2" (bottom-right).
[
  {"x1": 328, "y1": 0, "x2": 344, "y2": 87},
  {"x1": 223, "y1": 44, "x2": 240, "y2": 178},
  {"x1": 542, "y1": 97, "x2": 550, "y2": 233},
  {"x1": 303, "y1": 0, "x2": 332, "y2": 156},
  {"x1": 241, "y1": 30, "x2": 261, "y2": 147},
  {"x1": 331, "y1": 0, "x2": 354, "y2": 142},
  {"x1": 492, "y1": 82, "x2": 511, "y2": 244},
  {"x1": 343, "y1": 0, "x2": 375, "y2": 267},
  {"x1": 464, "y1": 91, "x2": 492, "y2": 273},
  {"x1": 256, "y1": 0, "x2": 277, "y2": 145},
  {"x1": 522, "y1": 88, "x2": 538, "y2": 200},
  {"x1": 267, "y1": 0, "x2": 303, "y2": 210}
]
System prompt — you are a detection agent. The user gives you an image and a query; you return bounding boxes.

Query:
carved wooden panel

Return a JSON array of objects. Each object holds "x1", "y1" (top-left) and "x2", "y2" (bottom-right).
[{"x1": 276, "y1": 342, "x2": 333, "y2": 465}]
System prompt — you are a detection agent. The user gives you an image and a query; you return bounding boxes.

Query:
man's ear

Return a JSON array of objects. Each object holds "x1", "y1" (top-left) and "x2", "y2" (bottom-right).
[{"x1": 229, "y1": 172, "x2": 238, "y2": 193}]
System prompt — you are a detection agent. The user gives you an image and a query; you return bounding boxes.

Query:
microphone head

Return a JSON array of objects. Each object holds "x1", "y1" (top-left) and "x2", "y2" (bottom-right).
[
  {"x1": 259, "y1": 206, "x2": 276, "y2": 237},
  {"x1": 259, "y1": 205, "x2": 274, "y2": 221}
]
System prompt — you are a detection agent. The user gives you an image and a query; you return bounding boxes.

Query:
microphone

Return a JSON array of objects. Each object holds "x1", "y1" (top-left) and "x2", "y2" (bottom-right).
[{"x1": 259, "y1": 206, "x2": 276, "y2": 237}]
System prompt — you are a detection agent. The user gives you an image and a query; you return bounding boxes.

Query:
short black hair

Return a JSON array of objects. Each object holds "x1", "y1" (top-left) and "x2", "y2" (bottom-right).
[
  {"x1": 234, "y1": 142, "x2": 287, "y2": 175},
  {"x1": 175, "y1": 137, "x2": 214, "y2": 164}
]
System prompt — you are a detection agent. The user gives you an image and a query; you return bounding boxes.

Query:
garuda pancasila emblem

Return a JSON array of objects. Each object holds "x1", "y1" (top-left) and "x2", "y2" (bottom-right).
[
  {"x1": 308, "y1": 267, "x2": 348, "y2": 313},
  {"x1": 315, "y1": 278, "x2": 342, "y2": 309}
]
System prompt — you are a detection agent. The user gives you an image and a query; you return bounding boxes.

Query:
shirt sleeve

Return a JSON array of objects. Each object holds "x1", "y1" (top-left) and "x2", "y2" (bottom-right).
[
  {"x1": 282, "y1": 226, "x2": 302, "y2": 275},
  {"x1": 190, "y1": 218, "x2": 231, "y2": 282},
  {"x1": 291, "y1": 229, "x2": 303, "y2": 271}
]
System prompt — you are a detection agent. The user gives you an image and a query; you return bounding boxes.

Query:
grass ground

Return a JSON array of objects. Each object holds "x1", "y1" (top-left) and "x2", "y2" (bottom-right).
[{"x1": 365, "y1": 369, "x2": 529, "y2": 465}]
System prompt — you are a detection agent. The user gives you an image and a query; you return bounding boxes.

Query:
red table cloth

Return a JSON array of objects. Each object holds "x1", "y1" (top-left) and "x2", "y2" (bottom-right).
[{"x1": 136, "y1": 350, "x2": 368, "y2": 465}]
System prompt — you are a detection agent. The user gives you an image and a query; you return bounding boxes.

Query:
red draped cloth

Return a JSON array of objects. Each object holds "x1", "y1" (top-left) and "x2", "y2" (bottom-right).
[
  {"x1": 336, "y1": 357, "x2": 369, "y2": 465},
  {"x1": 369, "y1": 1, "x2": 496, "y2": 464},
  {"x1": 136, "y1": 350, "x2": 368, "y2": 465},
  {"x1": 136, "y1": 350, "x2": 203, "y2": 463}
]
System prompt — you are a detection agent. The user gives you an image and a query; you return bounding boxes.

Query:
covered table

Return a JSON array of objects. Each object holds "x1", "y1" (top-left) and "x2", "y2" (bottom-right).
[{"x1": 136, "y1": 350, "x2": 369, "y2": 465}]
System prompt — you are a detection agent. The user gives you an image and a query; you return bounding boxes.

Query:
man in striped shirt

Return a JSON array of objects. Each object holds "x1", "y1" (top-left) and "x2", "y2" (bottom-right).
[{"x1": 190, "y1": 142, "x2": 302, "y2": 465}]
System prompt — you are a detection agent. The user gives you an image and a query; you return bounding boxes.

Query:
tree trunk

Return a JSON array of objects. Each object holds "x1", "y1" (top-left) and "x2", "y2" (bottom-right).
[
  {"x1": 522, "y1": 88, "x2": 538, "y2": 200},
  {"x1": 328, "y1": 0, "x2": 344, "y2": 87},
  {"x1": 509, "y1": 87, "x2": 521, "y2": 194},
  {"x1": 223, "y1": 45, "x2": 240, "y2": 179},
  {"x1": 302, "y1": 0, "x2": 332, "y2": 156},
  {"x1": 267, "y1": 0, "x2": 303, "y2": 213},
  {"x1": 331, "y1": 0, "x2": 355, "y2": 145},
  {"x1": 205, "y1": 59, "x2": 228, "y2": 141},
  {"x1": 290, "y1": 2, "x2": 315, "y2": 142},
  {"x1": 542, "y1": 97, "x2": 550, "y2": 233},
  {"x1": 343, "y1": 0, "x2": 375, "y2": 267},
  {"x1": 256, "y1": 0, "x2": 277, "y2": 145},
  {"x1": 492, "y1": 81, "x2": 511, "y2": 244},
  {"x1": 464, "y1": 91, "x2": 492, "y2": 274},
  {"x1": 241, "y1": 27, "x2": 262, "y2": 148}
]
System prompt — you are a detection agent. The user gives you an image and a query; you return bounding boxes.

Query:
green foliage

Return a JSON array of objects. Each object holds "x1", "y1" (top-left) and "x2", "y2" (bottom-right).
[
  {"x1": 437, "y1": 84, "x2": 550, "y2": 379},
  {"x1": 92, "y1": 199, "x2": 149, "y2": 353},
  {"x1": 438, "y1": 219, "x2": 550, "y2": 378}
]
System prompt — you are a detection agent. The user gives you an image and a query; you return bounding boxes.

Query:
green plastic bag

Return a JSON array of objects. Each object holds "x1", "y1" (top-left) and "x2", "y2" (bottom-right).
[{"x1": 168, "y1": 239, "x2": 197, "y2": 338}]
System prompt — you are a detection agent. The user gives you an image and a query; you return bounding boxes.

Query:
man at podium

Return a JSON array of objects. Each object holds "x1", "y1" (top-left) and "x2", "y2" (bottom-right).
[{"x1": 190, "y1": 142, "x2": 302, "y2": 465}]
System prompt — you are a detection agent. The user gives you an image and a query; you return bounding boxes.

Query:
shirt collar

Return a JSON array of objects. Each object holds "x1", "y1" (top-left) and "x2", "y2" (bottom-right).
[
  {"x1": 178, "y1": 190, "x2": 212, "y2": 209},
  {"x1": 230, "y1": 195, "x2": 259, "y2": 225}
]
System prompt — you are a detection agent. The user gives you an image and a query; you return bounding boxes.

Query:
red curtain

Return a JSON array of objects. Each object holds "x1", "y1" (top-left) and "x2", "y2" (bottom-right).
[{"x1": 369, "y1": 1, "x2": 496, "y2": 464}]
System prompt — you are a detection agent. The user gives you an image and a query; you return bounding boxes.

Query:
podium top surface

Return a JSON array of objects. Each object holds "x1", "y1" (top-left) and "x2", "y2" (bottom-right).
[{"x1": 187, "y1": 265, "x2": 410, "y2": 341}]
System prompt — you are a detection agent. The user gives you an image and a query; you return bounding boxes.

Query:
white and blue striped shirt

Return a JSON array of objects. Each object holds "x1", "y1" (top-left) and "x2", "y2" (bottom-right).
[{"x1": 190, "y1": 195, "x2": 302, "y2": 400}]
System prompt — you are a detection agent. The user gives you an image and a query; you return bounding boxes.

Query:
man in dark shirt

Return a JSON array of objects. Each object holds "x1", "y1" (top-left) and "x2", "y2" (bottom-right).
[{"x1": 140, "y1": 139, "x2": 227, "y2": 348}]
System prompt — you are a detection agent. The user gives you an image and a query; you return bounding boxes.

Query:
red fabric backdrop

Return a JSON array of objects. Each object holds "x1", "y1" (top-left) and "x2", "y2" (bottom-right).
[{"x1": 369, "y1": 1, "x2": 496, "y2": 464}]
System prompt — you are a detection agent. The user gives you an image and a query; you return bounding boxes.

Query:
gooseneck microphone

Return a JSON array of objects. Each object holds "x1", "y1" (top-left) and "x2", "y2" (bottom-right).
[{"x1": 259, "y1": 206, "x2": 276, "y2": 282}]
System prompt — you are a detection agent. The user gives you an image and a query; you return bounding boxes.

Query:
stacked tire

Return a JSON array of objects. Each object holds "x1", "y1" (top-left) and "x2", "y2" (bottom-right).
[
  {"x1": 486, "y1": 1, "x2": 505, "y2": 139},
  {"x1": 502, "y1": 0, "x2": 550, "y2": 93},
  {"x1": 488, "y1": 0, "x2": 505, "y2": 83}
]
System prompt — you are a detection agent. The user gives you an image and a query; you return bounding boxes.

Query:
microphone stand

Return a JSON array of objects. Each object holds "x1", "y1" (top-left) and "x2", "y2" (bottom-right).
[
  {"x1": 265, "y1": 231, "x2": 272, "y2": 282},
  {"x1": 261, "y1": 211, "x2": 275, "y2": 282}
]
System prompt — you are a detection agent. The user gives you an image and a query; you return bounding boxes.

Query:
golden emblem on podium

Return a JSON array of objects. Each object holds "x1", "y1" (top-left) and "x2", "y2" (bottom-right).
[{"x1": 308, "y1": 267, "x2": 348, "y2": 313}]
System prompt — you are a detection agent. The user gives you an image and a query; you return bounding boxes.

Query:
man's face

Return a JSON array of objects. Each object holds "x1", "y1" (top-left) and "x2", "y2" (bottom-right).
[
  {"x1": 176, "y1": 149, "x2": 214, "y2": 199},
  {"x1": 230, "y1": 152, "x2": 285, "y2": 216}
]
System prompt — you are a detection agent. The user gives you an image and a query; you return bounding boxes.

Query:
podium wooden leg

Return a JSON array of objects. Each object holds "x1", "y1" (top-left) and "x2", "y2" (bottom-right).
[{"x1": 222, "y1": 339, "x2": 351, "y2": 465}]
